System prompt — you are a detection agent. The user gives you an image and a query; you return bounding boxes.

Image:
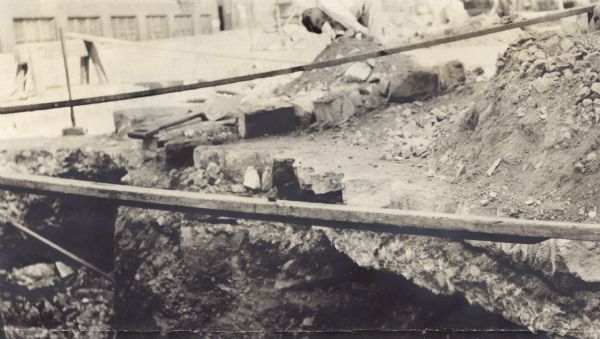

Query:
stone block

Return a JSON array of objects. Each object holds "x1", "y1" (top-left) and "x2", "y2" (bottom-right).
[
  {"x1": 238, "y1": 104, "x2": 297, "y2": 138},
  {"x1": 204, "y1": 94, "x2": 242, "y2": 121},
  {"x1": 314, "y1": 90, "x2": 361, "y2": 126},
  {"x1": 291, "y1": 92, "x2": 324, "y2": 128},
  {"x1": 385, "y1": 71, "x2": 440, "y2": 104},
  {"x1": 434, "y1": 60, "x2": 466, "y2": 90},
  {"x1": 343, "y1": 62, "x2": 373, "y2": 82}
]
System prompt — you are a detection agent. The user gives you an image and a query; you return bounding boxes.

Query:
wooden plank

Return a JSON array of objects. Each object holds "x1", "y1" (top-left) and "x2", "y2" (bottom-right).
[
  {"x1": 2, "y1": 172, "x2": 600, "y2": 242},
  {"x1": 0, "y1": 4, "x2": 595, "y2": 115}
]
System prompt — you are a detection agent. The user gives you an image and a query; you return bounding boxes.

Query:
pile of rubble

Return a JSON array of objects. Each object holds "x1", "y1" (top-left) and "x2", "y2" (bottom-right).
[
  {"x1": 115, "y1": 37, "x2": 469, "y2": 171},
  {"x1": 435, "y1": 31, "x2": 600, "y2": 219}
]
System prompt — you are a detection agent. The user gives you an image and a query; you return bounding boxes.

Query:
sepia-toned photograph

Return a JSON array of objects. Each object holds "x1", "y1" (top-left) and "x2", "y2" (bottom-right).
[{"x1": 0, "y1": 0, "x2": 599, "y2": 337}]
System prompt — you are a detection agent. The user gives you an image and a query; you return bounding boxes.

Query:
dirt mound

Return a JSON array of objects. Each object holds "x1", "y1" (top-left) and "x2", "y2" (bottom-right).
[
  {"x1": 278, "y1": 37, "x2": 417, "y2": 97},
  {"x1": 435, "y1": 31, "x2": 600, "y2": 221}
]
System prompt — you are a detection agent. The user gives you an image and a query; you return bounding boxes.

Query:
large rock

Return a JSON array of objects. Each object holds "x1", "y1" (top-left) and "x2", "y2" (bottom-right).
[
  {"x1": 203, "y1": 93, "x2": 242, "y2": 121},
  {"x1": 434, "y1": 60, "x2": 466, "y2": 90},
  {"x1": 8, "y1": 263, "x2": 59, "y2": 290},
  {"x1": 314, "y1": 90, "x2": 362, "y2": 126},
  {"x1": 343, "y1": 62, "x2": 373, "y2": 83},
  {"x1": 291, "y1": 91, "x2": 325, "y2": 128},
  {"x1": 243, "y1": 166, "x2": 261, "y2": 190},
  {"x1": 385, "y1": 71, "x2": 440, "y2": 103}
]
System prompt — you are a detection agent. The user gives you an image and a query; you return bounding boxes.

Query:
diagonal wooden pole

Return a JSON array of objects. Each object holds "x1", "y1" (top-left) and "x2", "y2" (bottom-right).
[
  {"x1": 0, "y1": 214, "x2": 113, "y2": 281},
  {"x1": 59, "y1": 28, "x2": 76, "y2": 128}
]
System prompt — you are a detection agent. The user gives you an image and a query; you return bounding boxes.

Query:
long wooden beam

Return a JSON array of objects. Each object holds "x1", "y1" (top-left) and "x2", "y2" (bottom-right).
[
  {"x1": 0, "y1": 5, "x2": 595, "y2": 115},
  {"x1": 1, "y1": 172, "x2": 600, "y2": 243}
]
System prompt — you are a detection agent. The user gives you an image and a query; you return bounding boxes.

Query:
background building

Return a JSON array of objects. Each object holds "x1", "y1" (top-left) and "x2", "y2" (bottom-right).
[
  {"x1": 0, "y1": 0, "x2": 595, "y2": 53},
  {"x1": 0, "y1": 0, "x2": 220, "y2": 52}
]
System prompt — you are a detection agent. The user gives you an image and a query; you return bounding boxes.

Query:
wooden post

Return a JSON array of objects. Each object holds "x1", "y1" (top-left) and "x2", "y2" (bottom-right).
[{"x1": 59, "y1": 28, "x2": 76, "y2": 128}]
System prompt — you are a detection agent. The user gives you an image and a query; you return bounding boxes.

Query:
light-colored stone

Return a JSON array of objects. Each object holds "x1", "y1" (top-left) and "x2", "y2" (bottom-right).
[
  {"x1": 243, "y1": 166, "x2": 261, "y2": 190},
  {"x1": 532, "y1": 77, "x2": 553, "y2": 94},
  {"x1": 9, "y1": 263, "x2": 58, "y2": 290},
  {"x1": 591, "y1": 82, "x2": 600, "y2": 95},
  {"x1": 55, "y1": 262, "x2": 74, "y2": 279},
  {"x1": 311, "y1": 173, "x2": 344, "y2": 195},
  {"x1": 560, "y1": 38, "x2": 574, "y2": 51},
  {"x1": 222, "y1": 149, "x2": 272, "y2": 182},
  {"x1": 314, "y1": 90, "x2": 361, "y2": 126},
  {"x1": 435, "y1": 60, "x2": 466, "y2": 90},
  {"x1": 343, "y1": 62, "x2": 372, "y2": 82},
  {"x1": 203, "y1": 94, "x2": 242, "y2": 121},
  {"x1": 578, "y1": 87, "x2": 591, "y2": 99},
  {"x1": 486, "y1": 158, "x2": 502, "y2": 177},
  {"x1": 292, "y1": 92, "x2": 325, "y2": 127}
]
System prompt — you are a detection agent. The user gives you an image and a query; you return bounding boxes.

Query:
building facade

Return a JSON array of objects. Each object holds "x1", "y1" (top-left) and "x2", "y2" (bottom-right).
[{"x1": 0, "y1": 0, "x2": 221, "y2": 52}]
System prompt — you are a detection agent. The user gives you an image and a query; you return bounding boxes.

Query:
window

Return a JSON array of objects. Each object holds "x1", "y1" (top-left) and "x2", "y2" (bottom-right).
[
  {"x1": 199, "y1": 14, "x2": 212, "y2": 34},
  {"x1": 146, "y1": 15, "x2": 169, "y2": 39},
  {"x1": 68, "y1": 17, "x2": 102, "y2": 36},
  {"x1": 111, "y1": 16, "x2": 139, "y2": 40},
  {"x1": 13, "y1": 18, "x2": 57, "y2": 44},
  {"x1": 172, "y1": 15, "x2": 193, "y2": 37}
]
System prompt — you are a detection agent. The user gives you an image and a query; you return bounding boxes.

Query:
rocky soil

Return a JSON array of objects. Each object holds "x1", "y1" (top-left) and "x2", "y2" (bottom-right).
[{"x1": 0, "y1": 149, "x2": 127, "y2": 338}]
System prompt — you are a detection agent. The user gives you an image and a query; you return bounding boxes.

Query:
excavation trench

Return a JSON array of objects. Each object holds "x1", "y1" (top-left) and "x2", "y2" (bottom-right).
[{"x1": 0, "y1": 147, "x2": 546, "y2": 337}]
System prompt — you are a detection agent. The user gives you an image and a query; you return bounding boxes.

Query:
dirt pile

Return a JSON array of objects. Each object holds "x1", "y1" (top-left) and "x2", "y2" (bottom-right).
[
  {"x1": 434, "y1": 31, "x2": 600, "y2": 221},
  {"x1": 279, "y1": 37, "x2": 416, "y2": 97}
]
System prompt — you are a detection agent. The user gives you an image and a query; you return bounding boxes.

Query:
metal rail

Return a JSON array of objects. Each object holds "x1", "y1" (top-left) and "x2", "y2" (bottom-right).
[
  {"x1": 0, "y1": 4, "x2": 595, "y2": 115},
  {"x1": 3, "y1": 172, "x2": 600, "y2": 243}
]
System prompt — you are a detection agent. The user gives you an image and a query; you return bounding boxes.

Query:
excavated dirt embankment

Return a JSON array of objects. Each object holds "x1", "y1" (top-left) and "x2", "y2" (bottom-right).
[
  {"x1": 0, "y1": 149, "x2": 126, "y2": 338},
  {"x1": 0, "y1": 146, "x2": 529, "y2": 337},
  {"x1": 112, "y1": 148, "x2": 533, "y2": 336}
]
